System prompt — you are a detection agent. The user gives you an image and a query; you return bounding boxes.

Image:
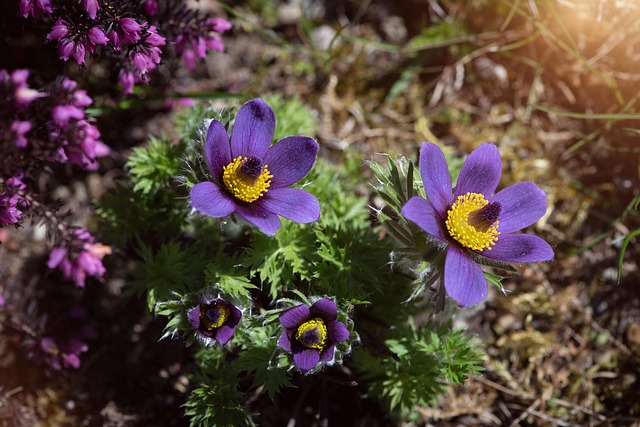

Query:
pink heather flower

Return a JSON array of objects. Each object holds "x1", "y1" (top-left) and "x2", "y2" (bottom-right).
[
  {"x1": 208, "y1": 18, "x2": 232, "y2": 33},
  {"x1": 107, "y1": 30, "x2": 121, "y2": 50},
  {"x1": 0, "y1": 194, "x2": 23, "y2": 226},
  {"x1": 119, "y1": 18, "x2": 141, "y2": 43},
  {"x1": 14, "y1": 86, "x2": 45, "y2": 108},
  {"x1": 58, "y1": 39, "x2": 75, "y2": 61},
  {"x1": 10, "y1": 69, "x2": 29, "y2": 85},
  {"x1": 11, "y1": 120, "x2": 32, "y2": 148},
  {"x1": 39, "y1": 337, "x2": 88, "y2": 370},
  {"x1": 205, "y1": 34, "x2": 224, "y2": 52},
  {"x1": 72, "y1": 42, "x2": 86, "y2": 64},
  {"x1": 19, "y1": 0, "x2": 53, "y2": 18},
  {"x1": 82, "y1": 0, "x2": 99, "y2": 19},
  {"x1": 87, "y1": 27, "x2": 108, "y2": 45},
  {"x1": 52, "y1": 105, "x2": 84, "y2": 126},
  {"x1": 0, "y1": 293, "x2": 4, "y2": 307},
  {"x1": 145, "y1": 25, "x2": 165, "y2": 47},
  {"x1": 47, "y1": 230, "x2": 111, "y2": 287},
  {"x1": 73, "y1": 89, "x2": 92, "y2": 107},
  {"x1": 132, "y1": 52, "x2": 149, "y2": 74},
  {"x1": 119, "y1": 70, "x2": 135, "y2": 94},
  {"x1": 143, "y1": 0, "x2": 158, "y2": 16},
  {"x1": 47, "y1": 19, "x2": 69, "y2": 40}
]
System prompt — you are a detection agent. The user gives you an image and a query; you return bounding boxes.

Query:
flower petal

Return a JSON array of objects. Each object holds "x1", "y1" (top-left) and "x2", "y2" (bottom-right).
[
  {"x1": 263, "y1": 136, "x2": 318, "y2": 188},
  {"x1": 401, "y1": 196, "x2": 447, "y2": 241},
  {"x1": 454, "y1": 143, "x2": 501, "y2": 199},
  {"x1": 327, "y1": 320, "x2": 349, "y2": 344},
  {"x1": 482, "y1": 234, "x2": 554, "y2": 262},
  {"x1": 491, "y1": 181, "x2": 547, "y2": 234},
  {"x1": 279, "y1": 304, "x2": 311, "y2": 329},
  {"x1": 228, "y1": 303, "x2": 243, "y2": 327},
  {"x1": 214, "y1": 324, "x2": 236, "y2": 346},
  {"x1": 278, "y1": 331, "x2": 292, "y2": 352},
  {"x1": 419, "y1": 142, "x2": 452, "y2": 216},
  {"x1": 293, "y1": 348, "x2": 320, "y2": 372},
  {"x1": 190, "y1": 182, "x2": 236, "y2": 218},
  {"x1": 310, "y1": 298, "x2": 337, "y2": 320},
  {"x1": 320, "y1": 344, "x2": 335, "y2": 362},
  {"x1": 444, "y1": 246, "x2": 488, "y2": 307},
  {"x1": 187, "y1": 305, "x2": 201, "y2": 330},
  {"x1": 205, "y1": 119, "x2": 231, "y2": 179},
  {"x1": 230, "y1": 99, "x2": 275, "y2": 159},
  {"x1": 235, "y1": 203, "x2": 281, "y2": 235},
  {"x1": 256, "y1": 188, "x2": 320, "y2": 224}
]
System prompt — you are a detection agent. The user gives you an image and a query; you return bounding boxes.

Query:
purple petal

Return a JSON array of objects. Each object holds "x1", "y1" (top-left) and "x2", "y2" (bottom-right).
[
  {"x1": 293, "y1": 348, "x2": 320, "y2": 372},
  {"x1": 419, "y1": 142, "x2": 452, "y2": 216},
  {"x1": 263, "y1": 136, "x2": 318, "y2": 188},
  {"x1": 47, "y1": 247, "x2": 68, "y2": 269},
  {"x1": 444, "y1": 246, "x2": 487, "y2": 307},
  {"x1": 205, "y1": 119, "x2": 231, "y2": 179},
  {"x1": 256, "y1": 188, "x2": 320, "y2": 224},
  {"x1": 310, "y1": 298, "x2": 337, "y2": 320},
  {"x1": 235, "y1": 203, "x2": 281, "y2": 235},
  {"x1": 454, "y1": 143, "x2": 501, "y2": 199},
  {"x1": 187, "y1": 306, "x2": 201, "y2": 329},
  {"x1": 327, "y1": 320, "x2": 349, "y2": 344},
  {"x1": 214, "y1": 324, "x2": 236, "y2": 345},
  {"x1": 230, "y1": 99, "x2": 275, "y2": 159},
  {"x1": 279, "y1": 304, "x2": 310, "y2": 329},
  {"x1": 278, "y1": 331, "x2": 292, "y2": 352},
  {"x1": 490, "y1": 181, "x2": 547, "y2": 234},
  {"x1": 228, "y1": 303, "x2": 243, "y2": 327},
  {"x1": 482, "y1": 234, "x2": 554, "y2": 262},
  {"x1": 190, "y1": 182, "x2": 236, "y2": 218},
  {"x1": 320, "y1": 345, "x2": 335, "y2": 362},
  {"x1": 401, "y1": 196, "x2": 447, "y2": 242}
]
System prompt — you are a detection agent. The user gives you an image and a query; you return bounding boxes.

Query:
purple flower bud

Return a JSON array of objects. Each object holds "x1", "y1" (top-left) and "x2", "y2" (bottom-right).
[
  {"x1": 145, "y1": 26, "x2": 166, "y2": 47},
  {"x1": 196, "y1": 36, "x2": 207, "y2": 59},
  {"x1": 205, "y1": 34, "x2": 224, "y2": 52},
  {"x1": 73, "y1": 89, "x2": 92, "y2": 107},
  {"x1": 11, "y1": 120, "x2": 32, "y2": 148},
  {"x1": 107, "y1": 30, "x2": 121, "y2": 50},
  {"x1": 52, "y1": 105, "x2": 84, "y2": 126},
  {"x1": 47, "y1": 19, "x2": 69, "y2": 40},
  {"x1": 14, "y1": 87, "x2": 45, "y2": 108},
  {"x1": 88, "y1": 27, "x2": 108, "y2": 45},
  {"x1": 72, "y1": 42, "x2": 86, "y2": 64},
  {"x1": 143, "y1": 0, "x2": 158, "y2": 16},
  {"x1": 19, "y1": 0, "x2": 32, "y2": 18},
  {"x1": 132, "y1": 51, "x2": 149, "y2": 73},
  {"x1": 58, "y1": 39, "x2": 75, "y2": 61},
  {"x1": 82, "y1": 0, "x2": 99, "y2": 19},
  {"x1": 10, "y1": 69, "x2": 29, "y2": 85},
  {"x1": 120, "y1": 18, "x2": 141, "y2": 43},
  {"x1": 208, "y1": 17, "x2": 232, "y2": 33},
  {"x1": 182, "y1": 49, "x2": 196, "y2": 70},
  {"x1": 119, "y1": 70, "x2": 135, "y2": 94},
  {"x1": 61, "y1": 77, "x2": 77, "y2": 91}
]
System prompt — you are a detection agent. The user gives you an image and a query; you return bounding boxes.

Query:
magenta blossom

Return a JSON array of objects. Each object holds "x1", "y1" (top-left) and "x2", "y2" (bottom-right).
[
  {"x1": 47, "y1": 228, "x2": 111, "y2": 287},
  {"x1": 401, "y1": 142, "x2": 554, "y2": 307},
  {"x1": 190, "y1": 99, "x2": 320, "y2": 235},
  {"x1": 278, "y1": 298, "x2": 350, "y2": 373},
  {"x1": 188, "y1": 296, "x2": 242, "y2": 346}
]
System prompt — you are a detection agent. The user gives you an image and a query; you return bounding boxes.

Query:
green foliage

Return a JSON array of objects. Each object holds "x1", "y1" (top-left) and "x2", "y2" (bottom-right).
[
  {"x1": 128, "y1": 136, "x2": 183, "y2": 195},
  {"x1": 354, "y1": 321, "x2": 484, "y2": 414}
]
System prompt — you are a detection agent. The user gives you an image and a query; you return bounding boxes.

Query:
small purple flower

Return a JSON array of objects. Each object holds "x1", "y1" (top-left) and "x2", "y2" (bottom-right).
[
  {"x1": 47, "y1": 19, "x2": 69, "y2": 40},
  {"x1": 401, "y1": 142, "x2": 554, "y2": 307},
  {"x1": 82, "y1": 0, "x2": 99, "y2": 19},
  {"x1": 118, "y1": 70, "x2": 135, "y2": 94},
  {"x1": 278, "y1": 298, "x2": 350, "y2": 373},
  {"x1": 52, "y1": 104, "x2": 84, "y2": 126},
  {"x1": 190, "y1": 99, "x2": 320, "y2": 235},
  {"x1": 188, "y1": 297, "x2": 242, "y2": 346},
  {"x1": 47, "y1": 228, "x2": 111, "y2": 287},
  {"x1": 143, "y1": 0, "x2": 158, "y2": 16},
  {"x1": 19, "y1": 0, "x2": 53, "y2": 19},
  {"x1": 39, "y1": 337, "x2": 88, "y2": 370},
  {"x1": 87, "y1": 27, "x2": 109, "y2": 46},
  {"x1": 11, "y1": 120, "x2": 32, "y2": 148}
]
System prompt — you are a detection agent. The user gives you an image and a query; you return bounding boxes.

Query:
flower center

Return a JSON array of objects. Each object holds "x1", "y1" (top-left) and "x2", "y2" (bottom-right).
[
  {"x1": 222, "y1": 155, "x2": 272, "y2": 203},
  {"x1": 445, "y1": 192, "x2": 501, "y2": 251},
  {"x1": 200, "y1": 302, "x2": 230, "y2": 331},
  {"x1": 295, "y1": 318, "x2": 328, "y2": 350}
]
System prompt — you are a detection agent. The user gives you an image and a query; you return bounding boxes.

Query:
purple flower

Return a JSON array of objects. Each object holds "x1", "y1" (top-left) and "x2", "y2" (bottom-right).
[
  {"x1": 39, "y1": 337, "x2": 88, "y2": 370},
  {"x1": 47, "y1": 228, "x2": 111, "y2": 287},
  {"x1": 278, "y1": 298, "x2": 350, "y2": 373},
  {"x1": 190, "y1": 99, "x2": 320, "y2": 235},
  {"x1": 47, "y1": 19, "x2": 69, "y2": 40},
  {"x1": 11, "y1": 120, "x2": 32, "y2": 148},
  {"x1": 118, "y1": 70, "x2": 135, "y2": 94},
  {"x1": 401, "y1": 142, "x2": 554, "y2": 307},
  {"x1": 19, "y1": 0, "x2": 53, "y2": 18},
  {"x1": 82, "y1": 0, "x2": 99, "y2": 19},
  {"x1": 88, "y1": 27, "x2": 109, "y2": 46},
  {"x1": 52, "y1": 104, "x2": 84, "y2": 126},
  {"x1": 188, "y1": 297, "x2": 242, "y2": 346}
]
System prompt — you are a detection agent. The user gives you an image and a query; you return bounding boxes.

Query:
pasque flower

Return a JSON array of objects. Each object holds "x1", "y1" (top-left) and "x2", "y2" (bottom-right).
[
  {"x1": 401, "y1": 142, "x2": 554, "y2": 307},
  {"x1": 190, "y1": 99, "x2": 320, "y2": 235},
  {"x1": 278, "y1": 298, "x2": 349, "y2": 373},
  {"x1": 188, "y1": 296, "x2": 242, "y2": 346}
]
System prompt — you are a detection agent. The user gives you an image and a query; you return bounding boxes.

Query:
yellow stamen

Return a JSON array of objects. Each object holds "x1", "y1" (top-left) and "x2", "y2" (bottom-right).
[
  {"x1": 222, "y1": 156, "x2": 273, "y2": 203},
  {"x1": 200, "y1": 303, "x2": 230, "y2": 331},
  {"x1": 295, "y1": 318, "x2": 328, "y2": 350},
  {"x1": 445, "y1": 192, "x2": 500, "y2": 251}
]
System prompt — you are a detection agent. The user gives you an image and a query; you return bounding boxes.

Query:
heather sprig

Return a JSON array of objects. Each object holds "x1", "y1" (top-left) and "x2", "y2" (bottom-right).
[{"x1": 20, "y1": 0, "x2": 231, "y2": 94}]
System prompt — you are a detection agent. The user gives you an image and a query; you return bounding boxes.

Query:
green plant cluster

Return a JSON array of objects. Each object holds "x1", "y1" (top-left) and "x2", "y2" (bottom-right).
[{"x1": 97, "y1": 95, "x2": 485, "y2": 426}]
